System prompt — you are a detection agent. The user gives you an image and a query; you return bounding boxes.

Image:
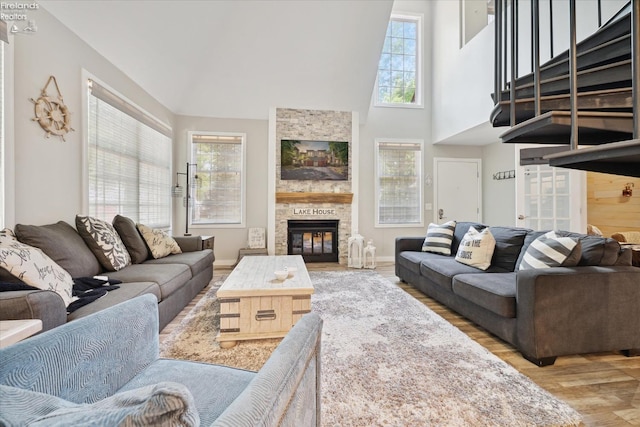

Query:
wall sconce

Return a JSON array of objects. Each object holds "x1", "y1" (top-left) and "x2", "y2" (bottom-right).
[
  {"x1": 622, "y1": 183, "x2": 634, "y2": 197},
  {"x1": 171, "y1": 163, "x2": 198, "y2": 235}
]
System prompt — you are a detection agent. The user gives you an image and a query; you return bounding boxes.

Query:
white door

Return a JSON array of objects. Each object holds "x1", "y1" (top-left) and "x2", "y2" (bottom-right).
[
  {"x1": 516, "y1": 161, "x2": 585, "y2": 232},
  {"x1": 433, "y1": 158, "x2": 482, "y2": 224}
]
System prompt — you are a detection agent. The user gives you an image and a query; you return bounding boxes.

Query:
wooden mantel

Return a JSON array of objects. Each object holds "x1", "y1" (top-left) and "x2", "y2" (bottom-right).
[{"x1": 276, "y1": 192, "x2": 353, "y2": 204}]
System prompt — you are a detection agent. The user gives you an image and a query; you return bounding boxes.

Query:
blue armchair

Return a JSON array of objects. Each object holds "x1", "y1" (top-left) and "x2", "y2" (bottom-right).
[{"x1": 0, "y1": 294, "x2": 322, "y2": 426}]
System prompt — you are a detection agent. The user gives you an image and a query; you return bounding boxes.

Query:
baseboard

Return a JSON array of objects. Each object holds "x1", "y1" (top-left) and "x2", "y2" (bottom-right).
[{"x1": 215, "y1": 256, "x2": 394, "y2": 268}]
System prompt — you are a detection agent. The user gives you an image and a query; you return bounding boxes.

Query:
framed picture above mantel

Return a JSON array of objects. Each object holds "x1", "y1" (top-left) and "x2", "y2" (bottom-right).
[{"x1": 280, "y1": 140, "x2": 348, "y2": 181}]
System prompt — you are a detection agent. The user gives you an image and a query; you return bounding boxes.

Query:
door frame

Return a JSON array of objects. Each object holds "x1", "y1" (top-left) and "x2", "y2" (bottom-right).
[{"x1": 433, "y1": 157, "x2": 482, "y2": 224}]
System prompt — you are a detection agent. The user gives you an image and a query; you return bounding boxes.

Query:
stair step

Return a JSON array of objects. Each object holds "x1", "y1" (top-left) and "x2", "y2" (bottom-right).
[
  {"x1": 491, "y1": 87, "x2": 632, "y2": 127},
  {"x1": 492, "y1": 4, "x2": 631, "y2": 103},
  {"x1": 500, "y1": 33, "x2": 630, "y2": 97},
  {"x1": 507, "y1": 59, "x2": 631, "y2": 101},
  {"x1": 500, "y1": 111, "x2": 633, "y2": 144},
  {"x1": 542, "y1": 4, "x2": 631, "y2": 68},
  {"x1": 545, "y1": 138, "x2": 640, "y2": 177}
]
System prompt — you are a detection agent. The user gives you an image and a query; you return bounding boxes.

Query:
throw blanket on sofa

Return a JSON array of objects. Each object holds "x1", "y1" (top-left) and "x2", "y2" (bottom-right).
[
  {"x1": 68, "y1": 277, "x2": 122, "y2": 314},
  {"x1": 0, "y1": 277, "x2": 122, "y2": 314}
]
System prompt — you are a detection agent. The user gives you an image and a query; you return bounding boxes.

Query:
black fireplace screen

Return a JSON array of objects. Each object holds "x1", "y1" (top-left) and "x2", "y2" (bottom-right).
[{"x1": 288, "y1": 220, "x2": 338, "y2": 262}]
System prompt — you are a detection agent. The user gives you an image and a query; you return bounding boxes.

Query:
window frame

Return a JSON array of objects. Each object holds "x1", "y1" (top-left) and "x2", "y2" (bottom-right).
[
  {"x1": 374, "y1": 138, "x2": 424, "y2": 228},
  {"x1": 188, "y1": 130, "x2": 247, "y2": 229},
  {"x1": 84, "y1": 74, "x2": 173, "y2": 228},
  {"x1": 374, "y1": 12, "x2": 424, "y2": 109},
  {"x1": 0, "y1": 41, "x2": 5, "y2": 229}
]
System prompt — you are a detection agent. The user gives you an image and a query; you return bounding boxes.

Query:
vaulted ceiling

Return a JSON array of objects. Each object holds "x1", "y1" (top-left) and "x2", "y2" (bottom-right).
[{"x1": 40, "y1": 0, "x2": 394, "y2": 122}]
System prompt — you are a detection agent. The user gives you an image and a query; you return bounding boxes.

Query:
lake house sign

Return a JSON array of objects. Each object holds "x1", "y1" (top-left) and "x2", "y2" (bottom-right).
[{"x1": 293, "y1": 207, "x2": 337, "y2": 216}]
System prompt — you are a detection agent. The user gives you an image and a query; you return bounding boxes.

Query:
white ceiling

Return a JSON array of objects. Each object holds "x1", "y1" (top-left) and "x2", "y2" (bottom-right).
[{"x1": 40, "y1": 0, "x2": 394, "y2": 122}]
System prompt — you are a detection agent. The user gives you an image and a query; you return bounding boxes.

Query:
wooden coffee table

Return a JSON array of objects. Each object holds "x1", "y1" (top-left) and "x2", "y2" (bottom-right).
[{"x1": 216, "y1": 255, "x2": 313, "y2": 348}]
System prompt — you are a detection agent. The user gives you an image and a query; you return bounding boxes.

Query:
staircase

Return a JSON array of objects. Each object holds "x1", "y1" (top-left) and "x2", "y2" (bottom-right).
[{"x1": 491, "y1": 0, "x2": 640, "y2": 177}]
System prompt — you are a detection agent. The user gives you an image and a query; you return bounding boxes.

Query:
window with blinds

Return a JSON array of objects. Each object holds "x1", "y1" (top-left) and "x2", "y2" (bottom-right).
[
  {"x1": 375, "y1": 139, "x2": 423, "y2": 227},
  {"x1": 190, "y1": 132, "x2": 246, "y2": 226},
  {"x1": 87, "y1": 79, "x2": 172, "y2": 228}
]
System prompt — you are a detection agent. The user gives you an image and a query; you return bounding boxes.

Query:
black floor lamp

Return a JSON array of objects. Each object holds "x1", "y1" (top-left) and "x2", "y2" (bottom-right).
[{"x1": 172, "y1": 162, "x2": 197, "y2": 236}]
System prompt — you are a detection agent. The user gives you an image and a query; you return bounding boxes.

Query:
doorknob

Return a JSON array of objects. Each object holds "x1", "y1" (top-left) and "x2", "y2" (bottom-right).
[
  {"x1": 438, "y1": 209, "x2": 445, "y2": 220},
  {"x1": 518, "y1": 214, "x2": 526, "y2": 220}
]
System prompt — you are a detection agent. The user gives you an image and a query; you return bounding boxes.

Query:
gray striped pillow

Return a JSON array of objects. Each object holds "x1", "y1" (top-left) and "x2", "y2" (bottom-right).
[
  {"x1": 422, "y1": 221, "x2": 457, "y2": 255},
  {"x1": 519, "y1": 231, "x2": 581, "y2": 270}
]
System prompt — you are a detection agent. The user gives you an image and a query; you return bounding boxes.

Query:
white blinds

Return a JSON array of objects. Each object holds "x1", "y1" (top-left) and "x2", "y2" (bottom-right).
[
  {"x1": 87, "y1": 80, "x2": 172, "y2": 227},
  {"x1": 377, "y1": 141, "x2": 422, "y2": 225},
  {"x1": 0, "y1": 21, "x2": 7, "y2": 44},
  {"x1": 191, "y1": 133, "x2": 244, "y2": 225}
]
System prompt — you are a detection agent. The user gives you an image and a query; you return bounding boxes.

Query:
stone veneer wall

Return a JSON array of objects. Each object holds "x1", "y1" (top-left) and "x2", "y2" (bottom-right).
[{"x1": 275, "y1": 108, "x2": 353, "y2": 264}]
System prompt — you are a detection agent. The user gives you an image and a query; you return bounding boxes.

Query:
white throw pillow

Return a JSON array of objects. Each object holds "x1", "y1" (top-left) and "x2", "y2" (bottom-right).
[
  {"x1": 519, "y1": 231, "x2": 581, "y2": 270},
  {"x1": 137, "y1": 224, "x2": 182, "y2": 259},
  {"x1": 422, "y1": 221, "x2": 457, "y2": 255},
  {"x1": 0, "y1": 228, "x2": 75, "y2": 306},
  {"x1": 455, "y1": 227, "x2": 496, "y2": 271}
]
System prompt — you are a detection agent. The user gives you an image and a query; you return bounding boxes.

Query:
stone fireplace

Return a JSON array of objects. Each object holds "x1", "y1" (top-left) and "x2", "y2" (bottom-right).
[{"x1": 270, "y1": 108, "x2": 357, "y2": 264}]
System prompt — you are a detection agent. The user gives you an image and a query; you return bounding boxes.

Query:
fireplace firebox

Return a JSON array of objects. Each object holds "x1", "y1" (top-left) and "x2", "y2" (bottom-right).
[{"x1": 288, "y1": 220, "x2": 339, "y2": 263}]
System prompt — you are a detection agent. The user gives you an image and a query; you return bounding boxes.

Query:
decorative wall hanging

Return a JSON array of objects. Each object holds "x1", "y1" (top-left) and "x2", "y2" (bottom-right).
[{"x1": 30, "y1": 75, "x2": 74, "y2": 141}]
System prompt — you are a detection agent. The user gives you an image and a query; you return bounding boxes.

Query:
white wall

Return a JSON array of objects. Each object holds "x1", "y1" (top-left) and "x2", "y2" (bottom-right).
[
  {"x1": 482, "y1": 142, "x2": 516, "y2": 226},
  {"x1": 11, "y1": 8, "x2": 173, "y2": 227},
  {"x1": 173, "y1": 115, "x2": 269, "y2": 265},
  {"x1": 430, "y1": 0, "x2": 496, "y2": 143},
  {"x1": 356, "y1": 0, "x2": 486, "y2": 260}
]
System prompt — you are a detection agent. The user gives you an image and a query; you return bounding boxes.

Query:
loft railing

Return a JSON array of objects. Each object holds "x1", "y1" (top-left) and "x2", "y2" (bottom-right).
[{"x1": 493, "y1": 0, "x2": 639, "y2": 147}]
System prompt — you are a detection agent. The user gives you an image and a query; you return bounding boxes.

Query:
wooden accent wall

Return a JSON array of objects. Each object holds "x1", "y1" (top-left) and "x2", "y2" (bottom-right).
[{"x1": 587, "y1": 172, "x2": 640, "y2": 237}]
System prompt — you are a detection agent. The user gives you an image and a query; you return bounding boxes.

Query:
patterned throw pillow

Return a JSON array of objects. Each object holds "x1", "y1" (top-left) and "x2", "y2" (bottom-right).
[
  {"x1": 0, "y1": 228, "x2": 75, "y2": 306},
  {"x1": 519, "y1": 231, "x2": 581, "y2": 270},
  {"x1": 455, "y1": 226, "x2": 496, "y2": 271},
  {"x1": 422, "y1": 221, "x2": 457, "y2": 255},
  {"x1": 76, "y1": 215, "x2": 131, "y2": 272},
  {"x1": 137, "y1": 224, "x2": 182, "y2": 259}
]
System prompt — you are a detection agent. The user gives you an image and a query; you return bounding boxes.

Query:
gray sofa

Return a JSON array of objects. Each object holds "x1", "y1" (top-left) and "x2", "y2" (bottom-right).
[
  {"x1": 0, "y1": 216, "x2": 214, "y2": 331},
  {"x1": 396, "y1": 222, "x2": 640, "y2": 366},
  {"x1": 0, "y1": 294, "x2": 323, "y2": 426}
]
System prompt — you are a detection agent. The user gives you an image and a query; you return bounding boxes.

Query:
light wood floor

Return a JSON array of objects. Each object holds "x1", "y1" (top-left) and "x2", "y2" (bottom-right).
[{"x1": 161, "y1": 262, "x2": 640, "y2": 426}]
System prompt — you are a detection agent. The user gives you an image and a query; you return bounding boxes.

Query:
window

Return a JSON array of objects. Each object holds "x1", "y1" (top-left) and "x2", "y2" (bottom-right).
[
  {"x1": 376, "y1": 13, "x2": 422, "y2": 107},
  {"x1": 189, "y1": 132, "x2": 246, "y2": 226},
  {"x1": 521, "y1": 164, "x2": 573, "y2": 231},
  {"x1": 87, "y1": 79, "x2": 172, "y2": 228},
  {"x1": 375, "y1": 139, "x2": 423, "y2": 227}
]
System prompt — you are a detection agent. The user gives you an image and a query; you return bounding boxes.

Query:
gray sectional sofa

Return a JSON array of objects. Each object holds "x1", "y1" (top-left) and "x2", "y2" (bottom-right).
[
  {"x1": 396, "y1": 222, "x2": 640, "y2": 366},
  {"x1": 0, "y1": 216, "x2": 214, "y2": 331}
]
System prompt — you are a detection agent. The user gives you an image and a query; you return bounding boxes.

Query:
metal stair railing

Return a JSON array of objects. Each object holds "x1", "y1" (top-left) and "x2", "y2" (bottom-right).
[{"x1": 493, "y1": 0, "x2": 639, "y2": 147}]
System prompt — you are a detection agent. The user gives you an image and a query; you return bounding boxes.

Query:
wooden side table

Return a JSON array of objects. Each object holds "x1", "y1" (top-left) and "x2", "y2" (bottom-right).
[
  {"x1": 621, "y1": 243, "x2": 640, "y2": 267},
  {"x1": 236, "y1": 247, "x2": 268, "y2": 264},
  {"x1": 201, "y1": 235, "x2": 215, "y2": 251},
  {"x1": 0, "y1": 319, "x2": 43, "y2": 348}
]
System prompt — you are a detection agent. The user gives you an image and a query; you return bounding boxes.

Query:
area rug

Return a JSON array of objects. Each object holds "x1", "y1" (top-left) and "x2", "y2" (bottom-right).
[{"x1": 160, "y1": 270, "x2": 583, "y2": 426}]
